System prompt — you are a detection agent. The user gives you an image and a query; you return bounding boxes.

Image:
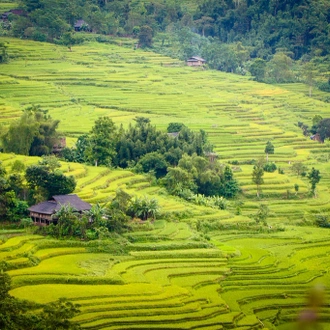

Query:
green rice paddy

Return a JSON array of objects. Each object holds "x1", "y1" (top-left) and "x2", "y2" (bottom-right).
[{"x1": 1, "y1": 37, "x2": 330, "y2": 329}]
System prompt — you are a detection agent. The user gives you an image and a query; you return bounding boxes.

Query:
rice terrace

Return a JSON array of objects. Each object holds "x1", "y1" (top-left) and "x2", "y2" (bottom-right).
[{"x1": 1, "y1": 2, "x2": 330, "y2": 329}]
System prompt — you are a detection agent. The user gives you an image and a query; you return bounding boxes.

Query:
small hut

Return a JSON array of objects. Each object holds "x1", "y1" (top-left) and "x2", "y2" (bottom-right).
[
  {"x1": 74, "y1": 20, "x2": 88, "y2": 31},
  {"x1": 28, "y1": 194, "x2": 91, "y2": 226},
  {"x1": 187, "y1": 56, "x2": 206, "y2": 67}
]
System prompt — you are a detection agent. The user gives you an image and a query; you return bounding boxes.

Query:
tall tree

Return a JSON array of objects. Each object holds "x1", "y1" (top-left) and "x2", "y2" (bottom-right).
[
  {"x1": 252, "y1": 160, "x2": 264, "y2": 198},
  {"x1": 138, "y1": 25, "x2": 153, "y2": 48},
  {"x1": 264, "y1": 141, "x2": 274, "y2": 162},
  {"x1": 316, "y1": 118, "x2": 330, "y2": 142},
  {"x1": 308, "y1": 167, "x2": 321, "y2": 197},
  {"x1": 86, "y1": 117, "x2": 117, "y2": 167}
]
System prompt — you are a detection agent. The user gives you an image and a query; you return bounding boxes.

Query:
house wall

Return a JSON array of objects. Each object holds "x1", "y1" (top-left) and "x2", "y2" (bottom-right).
[{"x1": 187, "y1": 61, "x2": 203, "y2": 67}]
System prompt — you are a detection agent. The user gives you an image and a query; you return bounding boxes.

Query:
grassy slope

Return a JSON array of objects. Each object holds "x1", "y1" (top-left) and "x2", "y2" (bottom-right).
[{"x1": 1, "y1": 37, "x2": 330, "y2": 329}]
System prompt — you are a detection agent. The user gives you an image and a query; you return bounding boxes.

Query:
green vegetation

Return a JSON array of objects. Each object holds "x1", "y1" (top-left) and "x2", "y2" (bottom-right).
[{"x1": 1, "y1": 32, "x2": 330, "y2": 330}]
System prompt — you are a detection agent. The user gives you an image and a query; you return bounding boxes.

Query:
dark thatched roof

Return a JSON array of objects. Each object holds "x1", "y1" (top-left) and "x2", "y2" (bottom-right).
[
  {"x1": 28, "y1": 194, "x2": 91, "y2": 215},
  {"x1": 187, "y1": 56, "x2": 206, "y2": 63},
  {"x1": 74, "y1": 19, "x2": 87, "y2": 28}
]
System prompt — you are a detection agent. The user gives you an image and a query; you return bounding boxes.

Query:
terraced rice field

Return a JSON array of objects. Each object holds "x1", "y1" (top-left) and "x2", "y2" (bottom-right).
[
  {"x1": 1, "y1": 37, "x2": 330, "y2": 329},
  {"x1": 2, "y1": 225, "x2": 330, "y2": 329}
]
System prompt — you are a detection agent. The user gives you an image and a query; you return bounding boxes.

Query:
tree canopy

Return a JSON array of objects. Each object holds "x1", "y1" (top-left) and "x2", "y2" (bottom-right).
[{"x1": 2, "y1": 107, "x2": 60, "y2": 156}]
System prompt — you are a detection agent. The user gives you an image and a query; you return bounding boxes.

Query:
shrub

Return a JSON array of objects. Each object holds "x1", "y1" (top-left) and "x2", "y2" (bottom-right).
[{"x1": 263, "y1": 162, "x2": 277, "y2": 172}]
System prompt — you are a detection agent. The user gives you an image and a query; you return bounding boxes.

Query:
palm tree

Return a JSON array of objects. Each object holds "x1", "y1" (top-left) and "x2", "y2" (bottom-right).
[{"x1": 52, "y1": 204, "x2": 79, "y2": 238}]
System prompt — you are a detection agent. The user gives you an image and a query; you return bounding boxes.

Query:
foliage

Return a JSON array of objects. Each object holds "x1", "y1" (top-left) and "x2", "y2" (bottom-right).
[
  {"x1": 85, "y1": 117, "x2": 117, "y2": 167},
  {"x1": 291, "y1": 162, "x2": 308, "y2": 177},
  {"x1": 252, "y1": 160, "x2": 264, "y2": 198},
  {"x1": 164, "y1": 154, "x2": 239, "y2": 199},
  {"x1": 63, "y1": 118, "x2": 210, "y2": 171},
  {"x1": 264, "y1": 141, "x2": 274, "y2": 161},
  {"x1": 253, "y1": 204, "x2": 269, "y2": 225},
  {"x1": 25, "y1": 164, "x2": 76, "y2": 201},
  {"x1": 137, "y1": 152, "x2": 168, "y2": 179},
  {"x1": 138, "y1": 25, "x2": 153, "y2": 48},
  {"x1": 2, "y1": 107, "x2": 60, "y2": 156},
  {"x1": 307, "y1": 167, "x2": 321, "y2": 197},
  {"x1": 263, "y1": 162, "x2": 277, "y2": 173},
  {"x1": 314, "y1": 212, "x2": 330, "y2": 228},
  {"x1": 128, "y1": 195, "x2": 159, "y2": 221},
  {"x1": 167, "y1": 122, "x2": 186, "y2": 133},
  {"x1": 0, "y1": 267, "x2": 80, "y2": 329},
  {"x1": 316, "y1": 118, "x2": 330, "y2": 142},
  {"x1": 0, "y1": 41, "x2": 8, "y2": 63},
  {"x1": 0, "y1": 162, "x2": 28, "y2": 222}
]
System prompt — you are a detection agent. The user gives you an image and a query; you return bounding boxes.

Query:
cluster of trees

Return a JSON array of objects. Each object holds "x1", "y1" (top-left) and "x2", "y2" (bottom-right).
[
  {"x1": 162, "y1": 153, "x2": 239, "y2": 199},
  {"x1": 2, "y1": 106, "x2": 60, "y2": 156},
  {"x1": 0, "y1": 266, "x2": 80, "y2": 329},
  {"x1": 46, "y1": 190, "x2": 159, "y2": 240},
  {"x1": 62, "y1": 117, "x2": 210, "y2": 169},
  {"x1": 62, "y1": 117, "x2": 238, "y2": 199},
  {"x1": 195, "y1": 0, "x2": 330, "y2": 60},
  {"x1": 0, "y1": 156, "x2": 76, "y2": 222},
  {"x1": 298, "y1": 115, "x2": 330, "y2": 142},
  {"x1": 1, "y1": 0, "x2": 329, "y2": 83},
  {"x1": 4, "y1": 0, "x2": 184, "y2": 43}
]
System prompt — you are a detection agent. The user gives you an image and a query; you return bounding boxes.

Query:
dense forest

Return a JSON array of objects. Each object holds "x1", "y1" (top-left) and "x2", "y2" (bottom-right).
[{"x1": 2, "y1": 0, "x2": 330, "y2": 82}]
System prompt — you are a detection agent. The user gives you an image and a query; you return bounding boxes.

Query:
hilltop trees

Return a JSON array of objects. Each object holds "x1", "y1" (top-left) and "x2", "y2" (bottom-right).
[{"x1": 62, "y1": 118, "x2": 211, "y2": 170}]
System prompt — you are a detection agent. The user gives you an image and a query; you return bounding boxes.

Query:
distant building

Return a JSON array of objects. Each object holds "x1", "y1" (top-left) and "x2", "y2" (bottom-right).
[
  {"x1": 205, "y1": 152, "x2": 218, "y2": 163},
  {"x1": 187, "y1": 56, "x2": 206, "y2": 67},
  {"x1": 74, "y1": 19, "x2": 88, "y2": 32},
  {"x1": 310, "y1": 133, "x2": 323, "y2": 143},
  {"x1": 52, "y1": 137, "x2": 66, "y2": 154},
  {"x1": 167, "y1": 132, "x2": 180, "y2": 138},
  {"x1": 28, "y1": 194, "x2": 91, "y2": 226},
  {"x1": 1, "y1": 9, "x2": 25, "y2": 20}
]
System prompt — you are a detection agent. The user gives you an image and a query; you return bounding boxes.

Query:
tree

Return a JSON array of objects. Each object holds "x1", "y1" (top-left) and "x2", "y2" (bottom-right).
[
  {"x1": 86, "y1": 117, "x2": 117, "y2": 167},
  {"x1": 316, "y1": 118, "x2": 330, "y2": 142},
  {"x1": 266, "y1": 52, "x2": 294, "y2": 83},
  {"x1": 302, "y1": 62, "x2": 316, "y2": 97},
  {"x1": 252, "y1": 161, "x2": 264, "y2": 198},
  {"x1": 291, "y1": 162, "x2": 307, "y2": 177},
  {"x1": 249, "y1": 58, "x2": 267, "y2": 81},
  {"x1": 264, "y1": 141, "x2": 274, "y2": 161},
  {"x1": 137, "y1": 152, "x2": 168, "y2": 178},
  {"x1": 2, "y1": 107, "x2": 60, "y2": 156},
  {"x1": 53, "y1": 204, "x2": 80, "y2": 238},
  {"x1": 128, "y1": 196, "x2": 159, "y2": 221},
  {"x1": 308, "y1": 167, "x2": 321, "y2": 197},
  {"x1": 167, "y1": 122, "x2": 186, "y2": 133},
  {"x1": 0, "y1": 42, "x2": 8, "y2": 63},
  {"x1": 254, "y1": 204, "x2": 269, "y2": 225},
  {"x1": 138, "y1": 25, "x2": 153, "y2": 48},
  {"x1": 39, "y1": 155, "x2": 61, "y2": 172},
  {"x1": 25, "y1": 164, "x2": 76, "y2": 201}
]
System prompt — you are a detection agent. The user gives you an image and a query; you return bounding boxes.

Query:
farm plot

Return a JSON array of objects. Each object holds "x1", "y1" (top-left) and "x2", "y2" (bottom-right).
[
  {"x1": 2, "y1": 36, "x2": 330, "y2": 329},
  {"x1": 4, "y1": 224, "x2": 330, "y2": 329}
]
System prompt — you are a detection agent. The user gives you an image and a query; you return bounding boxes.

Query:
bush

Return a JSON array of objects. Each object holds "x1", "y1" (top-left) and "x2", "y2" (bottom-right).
[
  {"x1": 263, "y1": 162, "x2": 277, "y2": 172},
  {"x1": 318, "y1": 82, "x2": 330, "y2": 93}
]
